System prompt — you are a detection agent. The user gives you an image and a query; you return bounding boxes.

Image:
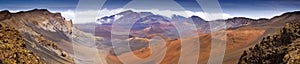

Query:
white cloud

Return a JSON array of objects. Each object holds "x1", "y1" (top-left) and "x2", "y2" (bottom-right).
[
  {"x1": 2, "y1": 8, "x2": 298, "y2": 24},
  {"x1": 0, "y1": 9, "x2": 235, "y2": 24},
  {"x1": 129, "y1": 9, "x2": 232, "y2": 20},
  {"x1": 59, "y1": 8, "x2": 235, "y2": 24},
  {"x1": 2, "y1": 8, "x2": 269, "y2": 24}
]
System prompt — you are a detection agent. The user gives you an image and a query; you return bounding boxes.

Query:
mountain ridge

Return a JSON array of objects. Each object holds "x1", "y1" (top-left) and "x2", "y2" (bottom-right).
[
  {"x1": 104, "y1": 10, "x2": 300, "y2": 64},
  {"x1": 0, "y1": 9, "x2": 75, "y2": 63},
  {"x1": 2, "y1": 9, "x2": 299, "y2": 64}
]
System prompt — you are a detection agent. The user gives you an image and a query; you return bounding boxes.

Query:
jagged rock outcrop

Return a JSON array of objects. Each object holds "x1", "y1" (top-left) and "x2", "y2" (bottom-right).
[
  {"x1": 0, "y1": 23, "x2": 43, "y2": 64},
  {"x1": 239, "y1": 22, "x2": 300, "y2": 64},
  {"x1": 0, "y1": 9, "x2": 109, "y2": 64},
  {"x1": 0, "y1": 9, "x2": 74, "y2": 63}
]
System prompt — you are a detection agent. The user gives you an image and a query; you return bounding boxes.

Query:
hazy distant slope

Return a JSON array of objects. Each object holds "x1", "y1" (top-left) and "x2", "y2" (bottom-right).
[{"x1": 105, "y1": 11, "x2": 300, "y2": 64}]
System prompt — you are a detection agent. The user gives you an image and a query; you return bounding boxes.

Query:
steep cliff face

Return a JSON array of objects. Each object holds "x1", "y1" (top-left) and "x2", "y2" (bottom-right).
[
  {"x1": 0, "y1": 9, "x2": 74, "y2": 63},
  {"x1": 239, "y1": 22, "x2": 300, "y2": 64},
  {"x1": 0, "y1": 9, "x2": 73, "y2": 35},
  {"x1": 0, "y1": 23, "x2": 43, "y2": 64},
  {"x1": 0, "y1": 9, "x2": 109, "y2": 64}
]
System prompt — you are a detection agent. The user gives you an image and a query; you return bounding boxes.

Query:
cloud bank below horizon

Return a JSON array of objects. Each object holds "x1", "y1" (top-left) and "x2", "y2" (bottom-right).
[
  {"x1": 60, "y1": 8, "x2": 285, "y2": 24},
  {"x1": 4, "y1": 8, "x2": 285, "y2": 24},
  {"x1": 60, "y1": 8, "x2": 234, "y2": 24}
]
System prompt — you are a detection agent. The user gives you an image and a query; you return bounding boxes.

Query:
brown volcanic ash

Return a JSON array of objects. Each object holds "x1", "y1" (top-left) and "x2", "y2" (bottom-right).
[
  {"x1": 0, "y1": 23, "x2": 43, "y2": 64},
  {"x1": 239, "y1": 22, "x2": 300, "y2": 64},
  {"x1": 106, "y1": 29, "x2": 265, "y2": 64}
]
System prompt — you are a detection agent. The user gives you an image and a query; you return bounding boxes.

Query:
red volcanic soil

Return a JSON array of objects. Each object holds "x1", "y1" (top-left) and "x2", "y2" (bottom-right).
[{"x1": 106, "y1": 29, "x2": 265, "y2": 64}]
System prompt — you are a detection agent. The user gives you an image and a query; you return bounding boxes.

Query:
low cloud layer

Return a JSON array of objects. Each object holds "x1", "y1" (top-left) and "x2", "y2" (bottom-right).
[
  {"x1": 60, "y1": 8, "x2": 234, "y2": 24},
  {"x1": 4, "y1": 8, "x2": 284, "y2": 24}
]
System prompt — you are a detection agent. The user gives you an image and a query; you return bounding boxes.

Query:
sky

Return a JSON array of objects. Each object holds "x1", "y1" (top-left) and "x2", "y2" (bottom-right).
[{"x1": 1, "y1": 0, "x2": 300, "y2": 24}]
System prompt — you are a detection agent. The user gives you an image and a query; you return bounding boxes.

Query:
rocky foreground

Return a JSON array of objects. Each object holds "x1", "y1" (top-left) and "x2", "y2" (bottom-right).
[
  {"x1": 1, "y1": 8, "x2": 300, "y2": 64},
  {"x1": 0, "y1": 9, "x2": 75, "y2": 63},
  {"x1": 239, "y1": 22, "x2": 300, "y2": 64},
  {"x1": 0, "y1": 23, "x2": 43, "y2": 64}
]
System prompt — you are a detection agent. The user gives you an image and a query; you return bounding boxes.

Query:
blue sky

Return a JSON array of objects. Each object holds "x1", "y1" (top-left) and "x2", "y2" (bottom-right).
[
  {"x1": 1, "y1": 0, "x2": 300, "y2": 22},
  {"x1": 0, "y1": 0, "x2": 78, "y2": 11}
]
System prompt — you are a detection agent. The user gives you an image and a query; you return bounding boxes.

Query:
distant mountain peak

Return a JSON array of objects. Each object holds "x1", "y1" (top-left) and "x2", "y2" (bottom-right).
[
  {"x1": 15, "y1": 9, "x2": 50, "y2": 13},
  {"x1": 190, "y1": 15, "x2": 197, "y2": 17},
  {"x1": 116, "y1": 10, "x2": 134, "y2": 15},
  {"x1": 257, "y1": 18, "x2": 269, "y2": 20},
  {"x1": 139, "y1": 12, "x2": 154, "y2": 17},
  {"x1": 190, "y1": 15, "x2": 205, "y2": 21},
  {"x1": 30, "y1": 9, "x2": 49, "y2": 12},
  {"x1": 271, "y1": 11, "x2": 300, "y2": 19},
  {"x1": 0, "y1": 10, "x2": 10, "y2": 13},
  {"x1": 227, "y1": 17, "x2": 257, "y2": 20},
  {"x1": 0, "y1": 10, "x2": 11, "y2": 21},
  {"x1": 282, "y1": 11, "x2": 300, "y2": 15},
  {"x1": 171, "y1": 14, "x2": 186, "y2": 19}
]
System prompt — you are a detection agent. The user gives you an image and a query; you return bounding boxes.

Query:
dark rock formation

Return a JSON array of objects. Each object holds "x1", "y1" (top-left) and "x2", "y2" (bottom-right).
[{"x1": 239, "y1": 22, "x2": 300, "y2": 64}]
